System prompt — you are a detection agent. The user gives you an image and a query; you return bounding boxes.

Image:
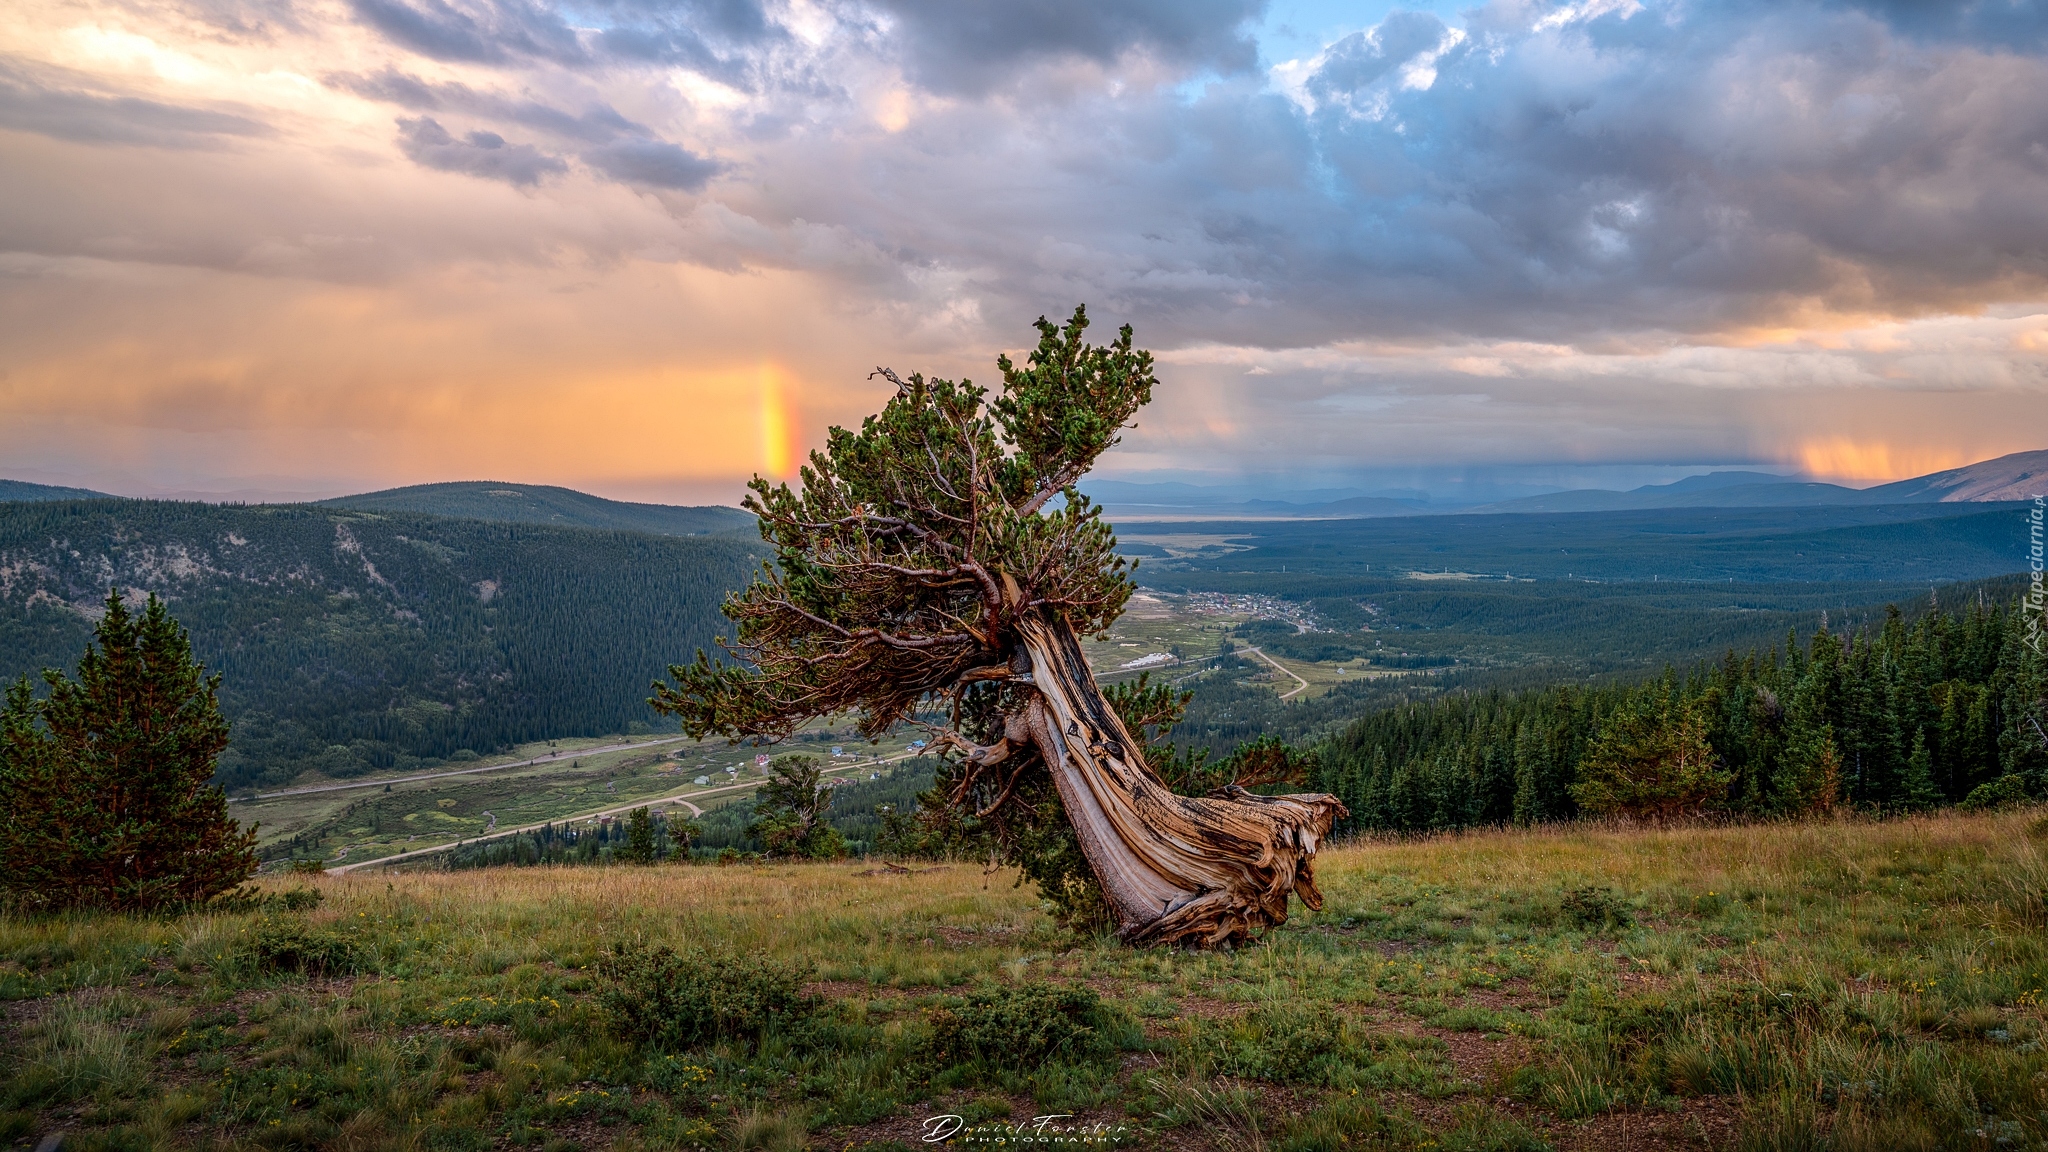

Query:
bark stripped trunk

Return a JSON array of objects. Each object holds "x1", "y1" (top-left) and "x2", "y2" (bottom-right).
[{"x1": 1014, "y1": 608, "x2": 1348, "y2": 947}]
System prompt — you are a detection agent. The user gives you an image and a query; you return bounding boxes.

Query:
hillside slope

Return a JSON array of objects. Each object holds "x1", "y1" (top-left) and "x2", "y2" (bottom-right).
[
  {"x1": 1861, "y1": 448, "x2": 2048, "y2": 502},
  {"x1": 317, "y1": 481, "x2": 755, "y2": 535},
  {"x1": 0, "y1": 478, "x2": 116, "y2": 502},
  {"x1": 0, "y1": 500, "x2": 760, "y2": 789}
]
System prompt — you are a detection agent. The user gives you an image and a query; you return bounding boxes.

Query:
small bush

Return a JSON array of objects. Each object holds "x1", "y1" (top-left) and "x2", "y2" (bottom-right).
[
  {"x1": 1560, "y1": 886, "x2": 1632, "y2": 930},
  {"x1": 278, "y1": 887, "x2": 323, "y2": 911},
  {"x1": 287, "y1": 859, "x2": 329, "y2": 875},
  {"x1": 597, "y1": 943, "x2": 815, "y2": 1050},
  {"x1": 243, "y1": 916, "x2": 360, "y2": 975},
  {"x1": 1960, "y1": 774, "x2": 2031, "y2": 812},
  {"x1": 1257, "y1": 1005, "x2": 1350, "y2": 1084},
  {"x1": 920, "y1": 982, "x2": 1122, "y2": 1070}
]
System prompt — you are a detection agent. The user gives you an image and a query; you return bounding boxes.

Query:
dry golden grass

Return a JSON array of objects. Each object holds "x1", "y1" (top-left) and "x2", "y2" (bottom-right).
[{"x1": 3, "y1": 808, "x2": 2044, "y2": 1151}]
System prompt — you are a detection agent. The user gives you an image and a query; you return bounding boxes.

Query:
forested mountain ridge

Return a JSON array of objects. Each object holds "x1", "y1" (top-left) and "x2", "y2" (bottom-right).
[
  {"x1": 0, "y1": 478, "x2": 115, "y2": 501},
  {"x1": 0, "y1": 499, "x2": 761, "y2": 790},
  {"x1": 316, "y1": 481, "x2": 755, "y2": 535}
]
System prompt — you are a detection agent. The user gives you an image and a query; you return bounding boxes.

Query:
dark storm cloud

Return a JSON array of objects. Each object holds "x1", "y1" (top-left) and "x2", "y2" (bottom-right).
[
  {"x1": 1829, "y1": 0, "x2": 2048, "y2": 49},
  {"x1": 582, "y1": 139, "x2": 721, "y2": 189},
  {"x1": 867, "y1": 0, "x2": 1268, "y2": 95},
  {"x1": 347, "y1": 0, "x2": 779, "y2": 85},
  {"x1": 585, "y1": 0, "x2": 782, "y2": 85},
  {"x1": 394, "y1": 116, "x2": 567, "y2": 184},
  {"x1": 1303, "y1": 10, "x2": 1450, "y2": 101},
  {"x1": 349, "y1": 0, "x2": 587, "y2": 64},
  {"x1": 0, "y1": 63, "x2": 271, "y2": 148},
  {"x1": 765, "y1": 0, "x2": 2048, "y2": 350},
  {"x1": 336, "y1": 70, "x2": 719, "y2": 190},
  {"x1": 20, "y1": 0, "x2": 2048, "y2": 356},
  {"x1": 1252, "y1": 3, "x2": 2048, "y2": 341},
  {"x1": 331, "y1": 69, "x2": 644, "y2": 141}
]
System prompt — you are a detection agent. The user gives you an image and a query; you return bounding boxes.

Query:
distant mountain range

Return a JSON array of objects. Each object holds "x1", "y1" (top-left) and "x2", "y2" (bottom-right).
[
  {"x1": 315, "y1": 481, "x2": 755, "y2": 535},
  {"x1": 0, "y1": 478, "x2": 755, "y2": 535},
  {"x1": 1089, "y1": 450, "x2": 2048, "y2": 520},
  {"x1": 8, "y1": 449, "x2": 2046, "y2": 531}
]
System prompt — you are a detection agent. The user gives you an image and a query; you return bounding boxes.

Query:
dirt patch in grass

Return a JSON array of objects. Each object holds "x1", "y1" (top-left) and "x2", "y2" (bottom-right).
[
  {"x1": 1553, "y1": 1096, "x2": 1743, "y2": 1151},
  {"x1": 1432, "y1": 1028, "x2": 1535, "y2": 1087},
  {"x1": 1169, "y1": 996, "x2": 1253, "y2": 1021},
  {"x1": 1455, "y1": 979, "x2": 1555, "y2": 1013}
]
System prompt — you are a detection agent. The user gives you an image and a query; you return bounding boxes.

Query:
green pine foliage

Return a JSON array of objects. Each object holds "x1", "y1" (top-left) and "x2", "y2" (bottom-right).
[
  {"x1": 746, "y1": 756, "x2": 847, "y2": 859},
  {"x1": 1317, "y1": 594, "x2": 2048, "y2": 831},
  {"x1": 620, "y1": 806, "x2": 660, "y2": 864},
  {"x1": 0, "y1": 500, "x2": 761, "y2": 790},
  {"x1": 1568, "y1": 699, "x2": 1733, "y2": 821},
  {"x1": 0, "y1": 592, "x2": 255, "y2": 911}
]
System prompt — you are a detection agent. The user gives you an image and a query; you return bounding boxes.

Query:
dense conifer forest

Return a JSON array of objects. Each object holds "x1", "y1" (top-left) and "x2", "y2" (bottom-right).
[
  {"x1": 1313, "y1": 584, "x2": 2048, "y2": 832},
  {"x1": 0, "y1": 499, "x2": 760, "y2": 790}
]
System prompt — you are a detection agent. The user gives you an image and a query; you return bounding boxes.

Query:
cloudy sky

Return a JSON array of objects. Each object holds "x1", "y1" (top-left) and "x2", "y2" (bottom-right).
[{"x1": 2, "y1": 0, "x2": 2045, "y2": 503}]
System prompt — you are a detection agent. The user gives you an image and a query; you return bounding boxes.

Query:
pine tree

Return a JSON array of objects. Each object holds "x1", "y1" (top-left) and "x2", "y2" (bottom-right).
[
  {"x1": 1511, "y1": 722, "x2": 1540, "y2": 827},
  {"x1": 620, "y1": 806, "x2": 659, "y2": 863},
  {"x1": 1899, "y1": 731, "x2": 1942, "y2": 811},
  {"x1": 0, "y1": 592, "x2": 255, "y2": 911},
  {"x1": 651, "y1": 307, "x2": 1341, "y2": 946},
  {"x1": 748, "y1": 756, "x2": 846, "y2": 859},
  {"x1": 1570, "y1": 696, "x2": 1731, "y2": 822}
]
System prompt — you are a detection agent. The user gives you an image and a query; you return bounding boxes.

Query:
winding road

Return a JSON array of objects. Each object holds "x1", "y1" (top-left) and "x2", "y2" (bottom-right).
[
  {"x1": 1240, "y1": 645, "x2": 1311, "y2": 700},
  {"x1": 231, "y1": 736, "x2": 692, "y2": 803},
  {"x1": 325, "y1": 751, "x2": 919, "y2": 874}
]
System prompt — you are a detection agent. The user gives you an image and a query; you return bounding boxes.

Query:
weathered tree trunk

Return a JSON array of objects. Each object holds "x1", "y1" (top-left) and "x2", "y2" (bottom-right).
[{"x1": 1014, "y1": 609, "x2": 1348, "y2": 947}]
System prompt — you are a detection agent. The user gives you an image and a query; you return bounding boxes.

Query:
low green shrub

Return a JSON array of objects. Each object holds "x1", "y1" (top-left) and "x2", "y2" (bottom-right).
[
  {"x1": 597, "y1": 942, "x2": 816, "y2": 1050},
  {"x1": 1960, "y1": 775, "x2": 2031, "y2": 812},
  {"x1": 1251, "y1": 1004, "x2": 1351, "y2": 1084},
  {"x1": 243, "y1": 916, "x2": 359, "y2": 975},
  {"x1": 278, "y1": 888, "x2": 322, "y2": 911},
  {"x1": 919, "y1": 982, "x2": 1122, "y2": 1070},
  {"x1": 1560, "y1": 886, "x2": 1632, "y2": 930}
]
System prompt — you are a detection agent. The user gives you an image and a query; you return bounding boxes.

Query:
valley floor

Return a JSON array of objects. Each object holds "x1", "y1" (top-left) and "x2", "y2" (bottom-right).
[{"x1": 4, "y1": 810, "x2": 2046, "y2": 1150}]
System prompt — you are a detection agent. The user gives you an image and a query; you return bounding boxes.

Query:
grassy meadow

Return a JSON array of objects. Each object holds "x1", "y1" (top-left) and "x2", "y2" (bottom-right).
[{"x1": 5, "y1": 810, "x2": 2048, "y2": 1151}]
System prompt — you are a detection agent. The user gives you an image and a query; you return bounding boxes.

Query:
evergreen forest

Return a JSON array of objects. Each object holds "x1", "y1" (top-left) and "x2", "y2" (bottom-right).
[
  {"x1": 0, "y1": 499, "x2": 760, "y2": 790},
  {"x1": 1313, "y1": 589, "x2": 2048, "y2": 832}
]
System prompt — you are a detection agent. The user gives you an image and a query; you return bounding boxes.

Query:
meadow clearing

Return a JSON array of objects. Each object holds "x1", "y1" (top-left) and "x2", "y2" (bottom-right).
[{"x1": 4, "y1": 809, "x2": 2046, "y2": 1152}]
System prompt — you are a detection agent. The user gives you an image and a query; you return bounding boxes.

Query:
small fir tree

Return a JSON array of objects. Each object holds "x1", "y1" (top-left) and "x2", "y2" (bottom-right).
[
  {"x1": 0, "y1": 592, "x2": 255, "y2": 911},
  {"x1": 620, "y1": 806, "x2": 660, "y2": 863},
  {"x1": 1899, "y1": 731, "x2": 1943, "y2": 811}
]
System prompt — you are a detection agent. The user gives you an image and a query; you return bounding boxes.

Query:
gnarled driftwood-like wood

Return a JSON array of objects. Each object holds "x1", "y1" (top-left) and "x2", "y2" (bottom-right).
[{"x1": 1015, "y1": 608, "x2": 1346, "y2": 946}]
